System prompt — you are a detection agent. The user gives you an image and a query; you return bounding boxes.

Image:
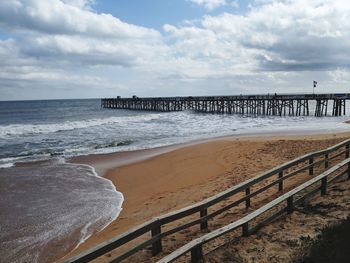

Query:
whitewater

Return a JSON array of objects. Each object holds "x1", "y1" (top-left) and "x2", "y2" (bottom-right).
[{"x1": 1, "y1": 99, "x2": 350, "y2": 168}]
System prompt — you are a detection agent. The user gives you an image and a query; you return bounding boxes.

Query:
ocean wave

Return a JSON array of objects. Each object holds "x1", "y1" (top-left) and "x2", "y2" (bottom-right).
[
  {"x1": 0, "y1": 156, "x2": 34, "y2": 169},
  {"x1": 92, "y1": 140, "x2": 134, "y2": 149},
  {"x1": 0, "y1": 114, "x2": 163, "y2": 137},
  {"x1": 0, "y1": 163, "x2": 14, "y2": 169},
  {"x1": 0, "y1": 163, "x2": 124, "y2": 263}
]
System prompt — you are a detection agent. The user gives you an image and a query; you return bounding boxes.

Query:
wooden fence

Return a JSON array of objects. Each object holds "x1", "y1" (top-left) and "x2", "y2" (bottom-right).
[
  {"x1": 66, "y1": 139, "x2": 350, "y2": 263},
  {"x1": 158, "y1": 157, "x2": 350, "y2": 263}
]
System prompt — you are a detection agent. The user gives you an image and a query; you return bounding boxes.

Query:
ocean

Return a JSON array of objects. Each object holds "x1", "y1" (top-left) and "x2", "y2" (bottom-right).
[
  {"x1": 2, "y1": 99, "x2": 350, "y2": 168},
  {"x1": 1, "y1": 98, "x2": 350, "y2": 262}
]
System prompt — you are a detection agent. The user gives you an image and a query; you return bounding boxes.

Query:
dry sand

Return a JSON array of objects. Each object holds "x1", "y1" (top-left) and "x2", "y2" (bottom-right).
[{"x1": 61, "y1": 132, "x2": 350, "y2": 262}]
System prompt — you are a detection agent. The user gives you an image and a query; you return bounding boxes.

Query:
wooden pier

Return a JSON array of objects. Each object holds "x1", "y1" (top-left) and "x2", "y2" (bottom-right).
[{"x1": 101, "y1": 93, "x2": 349, "y2": 117}]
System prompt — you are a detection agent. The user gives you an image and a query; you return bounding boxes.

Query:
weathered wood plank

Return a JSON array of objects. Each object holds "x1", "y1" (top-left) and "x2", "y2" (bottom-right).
[
  {"x1": 158, "y1": 158, "x2": 350, "y2": 263},
  {"x1": 309, "y1": 157, "x2": 314, "y2": 175},
  {"x1": 200, "y1": 209, "x2": 208, "y2": 230},
  {"x1": 66, "y1": 220, "x2": 154, "y2": 263},
  {"x1": 152, "y1": 223, "x2": 162, "y2": 255},
  {"x1": 278, "y1": 171, "x2": 283, "y2": 191}
]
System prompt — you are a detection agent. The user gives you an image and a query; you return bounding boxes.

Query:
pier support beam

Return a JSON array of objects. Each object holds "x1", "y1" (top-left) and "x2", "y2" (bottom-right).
[{"x1": 101, "y1": 94, "x2": 348, "y2": 118}]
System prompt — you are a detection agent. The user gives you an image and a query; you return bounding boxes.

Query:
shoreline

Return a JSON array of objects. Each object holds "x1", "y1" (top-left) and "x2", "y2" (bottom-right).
[
  {"x1": 5, "y1": 118, "x2": 350, "y2": 172},
  {"x1": 61, "y1": 130, "x2": 350, "y2": 262},
  {"x1": 70, "y1": 129, "x2": 350, "y2": 176}
]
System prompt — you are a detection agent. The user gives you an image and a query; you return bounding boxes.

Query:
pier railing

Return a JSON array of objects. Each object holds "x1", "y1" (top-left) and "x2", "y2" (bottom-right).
[
  {"x1": 101, "y1": 93, "x2": 350, "y2": 116},
  {"x1": 66, "y1": 139, "x2": 350, "y2": 263}
]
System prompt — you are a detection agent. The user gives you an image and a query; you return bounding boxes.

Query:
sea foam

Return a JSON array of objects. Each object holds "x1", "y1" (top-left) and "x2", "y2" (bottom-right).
[
  {"x1": 0, "y1": 163, "x2": 124, "y2": 263},
  {"x1": 0, "y1": 113, "x2": 162, "y2": 137}
]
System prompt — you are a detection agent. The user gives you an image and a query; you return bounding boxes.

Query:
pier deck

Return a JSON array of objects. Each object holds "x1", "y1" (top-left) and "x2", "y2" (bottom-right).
[{"x1": 101, "y1": 93, "x2": 350, "y2": 116}]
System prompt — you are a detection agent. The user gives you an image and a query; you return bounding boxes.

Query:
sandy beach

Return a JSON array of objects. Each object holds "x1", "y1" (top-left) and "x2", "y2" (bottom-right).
[{"x1": 59, "y1": 131, "x2": 350, "y2": 262}]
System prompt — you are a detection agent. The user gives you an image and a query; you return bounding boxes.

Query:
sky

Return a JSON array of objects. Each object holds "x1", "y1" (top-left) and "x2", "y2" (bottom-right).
[{"x1": 0, "y1": 0, "x2": 350, "y2": 100}]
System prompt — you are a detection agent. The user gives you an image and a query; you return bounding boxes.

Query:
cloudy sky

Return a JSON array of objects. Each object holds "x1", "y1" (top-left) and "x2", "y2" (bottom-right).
[{"x1": 0, "y1": 0, "x2": 350, "y2": 100}]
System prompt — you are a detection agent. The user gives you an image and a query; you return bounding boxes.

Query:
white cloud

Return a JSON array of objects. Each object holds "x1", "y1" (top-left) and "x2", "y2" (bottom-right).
[
  {"x1": 61, "y1": 0, "x2": 95, "y2": 9},
  {"x1": 169, "y1": 0, "x2": 350, "y2": 73},
  {"x1": 328, "y1": 69, "x2": 350, "y2": 85},
  {"x1": 0, "y1": 0, "x2": 159, "y2": 39},
  {"x1": 188, "y1": 0, "x2": 238, "y2": 11},
  {"x1": 19, "y1": 34, "x2": 167, "y2": 67},
  {"x1": 1, "y1": 0, "x2": 350, "y2": 100},
  {"x1": 0, "y1": 0, "x2": 166, "y2": 68}
]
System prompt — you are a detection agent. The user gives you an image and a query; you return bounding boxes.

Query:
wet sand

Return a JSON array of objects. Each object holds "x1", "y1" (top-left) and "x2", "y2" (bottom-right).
[{"x1": 61, "y1": 131, "x2": 350, "y2": 262}]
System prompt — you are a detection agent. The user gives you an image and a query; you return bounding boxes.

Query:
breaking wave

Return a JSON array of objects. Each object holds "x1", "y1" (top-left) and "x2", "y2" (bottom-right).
[
  {"x1": 0, "y1": 114, "x2": 162, "y2": 137},
  {"x1": 0, "y1": 162, "x2": 124, "y2": 263}
]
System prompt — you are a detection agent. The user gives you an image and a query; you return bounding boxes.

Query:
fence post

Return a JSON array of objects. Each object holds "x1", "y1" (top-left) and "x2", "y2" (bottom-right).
[
  {"x1": 242, "y1": 222, "x2": 249, "y2": 237},
  {"x1": 346, "y1": 144, "x2": 350, "y2": 158},
  {"x1": 245, "y1": 187, "x2": 251, "y2": 208},
  {"x1": 321, "y1": 177, "x2": 328, "y2": 196},
  {"x1": 287, "y1": 196, "x2": 294, "y2": 214},
  {"x1": 278, "y1": 171, "x2": 283, "y2": 191},
  {"x1": 309, "y1": 157, "x2": 314, "y2": 175},
  {"x1": 151, "y1": 223, "x2": 162, "y2": 256},
  {"x1": 325, "y1": 154, "x2": 329, "y2": 169},
  {"x1": 190, "y1": 245, "x2": 204, "y2": 263},
  {"x1": 348, "y1": 162, "x2": 350, "y2": 180},
  {"x1": 200, "y1": 208, "x2": 208, "y2": 230}
]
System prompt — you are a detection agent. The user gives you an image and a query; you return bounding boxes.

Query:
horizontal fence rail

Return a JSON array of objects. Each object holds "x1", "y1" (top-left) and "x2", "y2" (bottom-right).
[
  {"x1": 66, "y1": 139, "x2": 350, "y2": 263},
  {"x1": 158, "y1": 158, "x2": 350, "y2": 263},
  {"x1": 101, "y1": 93, "x2": 350, "y2": 117}
]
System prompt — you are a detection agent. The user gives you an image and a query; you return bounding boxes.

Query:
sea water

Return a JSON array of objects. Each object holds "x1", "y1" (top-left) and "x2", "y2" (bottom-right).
[
  {"x1": 0, "y1": 163, "x2": 123, "y2": 263},
  {"x1": 1, "y1": 98, "x2": 350, "y2": 262},
  {"x1": 1, "y1": 99, "x2": 350, "y2": 168}
]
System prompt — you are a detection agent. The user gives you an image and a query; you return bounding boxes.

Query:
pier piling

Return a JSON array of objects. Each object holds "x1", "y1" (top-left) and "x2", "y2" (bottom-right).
[{"x1": 101, "y1": 93, "x2": 349, "y2": 117}]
